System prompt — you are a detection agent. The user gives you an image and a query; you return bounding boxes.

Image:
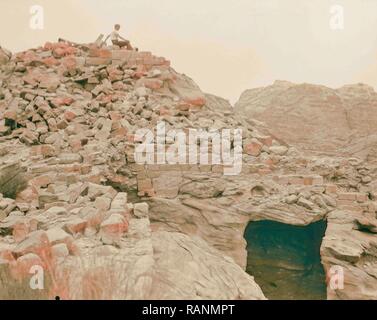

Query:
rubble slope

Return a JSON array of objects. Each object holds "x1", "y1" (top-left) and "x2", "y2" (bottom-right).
[{"x1": 0, "y1": 43, "x2": 377, "y2": 300}]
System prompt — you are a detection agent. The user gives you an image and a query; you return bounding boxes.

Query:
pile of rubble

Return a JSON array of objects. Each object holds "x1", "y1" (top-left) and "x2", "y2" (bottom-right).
[
  {"x1": 0, "y1": 41, "x2": 377, "y2": 300},
  {"x1": 0, "y1": 41, "x2": 266, "y2": 299}
]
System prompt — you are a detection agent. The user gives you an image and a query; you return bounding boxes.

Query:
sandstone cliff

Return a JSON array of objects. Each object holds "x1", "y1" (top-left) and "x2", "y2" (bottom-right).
[{"x1": 235, "y1": 80, "x2": 377, "y2": 157}]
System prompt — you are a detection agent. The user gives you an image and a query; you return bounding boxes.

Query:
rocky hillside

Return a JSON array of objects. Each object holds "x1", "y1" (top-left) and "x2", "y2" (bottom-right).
[
  {"x1": 0, "y1": 42, "x2": 377, "y2": 300},
  {"x1": 235, "y1": 80, "x2": 377, "y2": 157}
]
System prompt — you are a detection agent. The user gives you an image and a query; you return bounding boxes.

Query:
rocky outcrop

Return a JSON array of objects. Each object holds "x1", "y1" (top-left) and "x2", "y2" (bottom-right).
[
  {"x1": 0, "y1": 40, "x2": 376, "y2": 300},
  {"x1": 235, "y1": 81, "x2": 377, "y2": 156},
  {"x1": 0, "y1": 162, "x2": 27, "y2": 200},
  {"x1": 150, "y1": 231, "x2": 265, "y2": 300},
  {"x1": 0, "y1": 40, "x2": 264, "y2": 300},
  {"x1": 0, "y1": 47, "x2": 11, "y2": 66},
  {"x1": 321, "y1": 210, "x2": 377, "y2": 300},
  {"x1": 232, "y1": 80, "x2": 377, "y2": 299},
  {"x1": 1, "y1": 209, "x2": 264, "y2": 300}
]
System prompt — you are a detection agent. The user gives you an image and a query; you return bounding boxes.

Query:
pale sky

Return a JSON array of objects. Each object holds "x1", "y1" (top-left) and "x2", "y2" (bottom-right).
[{"x1": 1, "y1": 0, "x2": 377, "y2": 103}]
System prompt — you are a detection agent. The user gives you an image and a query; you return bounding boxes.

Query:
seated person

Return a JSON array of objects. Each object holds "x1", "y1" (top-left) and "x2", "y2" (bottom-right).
[{"x1": 105, "y1": 24, "x2": 136, "y2": 50}]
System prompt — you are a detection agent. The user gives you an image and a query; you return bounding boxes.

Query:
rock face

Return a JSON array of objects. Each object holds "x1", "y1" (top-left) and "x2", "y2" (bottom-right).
[
  {"x1": 150, "y1": 231, "x2": 265, "y2": 300},
  {"x1": 0, "y1": 40, "x2": 376, "y2": 300},
  {"x1": 321, "y1": 210, "x2": 377, "y2": 300},
  {"x1": 0, "y1": 162, "x2": 27, "y2": 199},
  {"x1": 0, "y1": 40, "x2": 264, "y2": 300},
  {"x1": 0, "y1": 47, "x2": 11, "y2": 66},
  {"x1": 233, "y1": 81, "x2": 377, "y2": 300},
  {"x1": 235, "y1": 80, "x2": 377, "y2": 156}
]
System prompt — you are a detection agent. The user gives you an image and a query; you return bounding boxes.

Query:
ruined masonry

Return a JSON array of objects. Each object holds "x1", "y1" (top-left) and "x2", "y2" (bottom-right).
[{"x1": 0, "y1": 41, "x2": 376, "y2": 300}]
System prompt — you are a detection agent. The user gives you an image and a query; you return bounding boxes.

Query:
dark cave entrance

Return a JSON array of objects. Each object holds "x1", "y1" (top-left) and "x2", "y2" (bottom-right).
[{"x1": 244, "y1": 220, "x2": 327, "y2": 300}]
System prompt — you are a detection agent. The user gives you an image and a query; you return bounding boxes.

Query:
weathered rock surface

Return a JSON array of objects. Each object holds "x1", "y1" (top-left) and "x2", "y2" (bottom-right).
[
  {"x1": 235, "y1": 81, "x2": 377, "y2": 156},
  {"x1": 0, "y1": 39, "x2": 376, "y2": 300},
  {"x1": 0, "y1": 162, "x2": 27, "y2": 199},
  {"x1": 0, "y1": 40, "x2": 264, "y2": 300},
  {"x1": 233, "y1": 90, "x2": 377, "y2": 294},
  {"x1": 150, "y1": 231, "x2": 265, "y2": 300},
  {"x1": 0, "y1": 47, "x2": 11, "y2": 66},
  {"x1": 321, "y1": 210, "x2": 377, "y2": 300}
]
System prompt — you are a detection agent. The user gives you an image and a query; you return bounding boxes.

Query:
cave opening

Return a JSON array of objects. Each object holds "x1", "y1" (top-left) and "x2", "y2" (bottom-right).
[{"x1": 244, "y1": 220, "x2": 327, "y2": 300}]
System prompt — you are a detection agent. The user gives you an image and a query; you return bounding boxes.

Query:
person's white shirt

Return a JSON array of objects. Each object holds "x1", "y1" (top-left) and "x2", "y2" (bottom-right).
[{"x1": 110, "y1": 31, "x2": 120, "y2": 41}]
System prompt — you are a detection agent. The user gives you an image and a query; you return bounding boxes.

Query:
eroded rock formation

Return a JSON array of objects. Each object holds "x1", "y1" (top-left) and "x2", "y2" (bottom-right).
[
  {"x1": 235, "y1": 80, "x2": 377, "y2": 157},
  {"x1": 0, "y1": 40, "x2": 376, "y2": 300}
]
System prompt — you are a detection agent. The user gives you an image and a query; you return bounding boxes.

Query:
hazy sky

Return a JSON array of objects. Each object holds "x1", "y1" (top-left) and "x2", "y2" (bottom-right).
[{"x1": 1, "y1": 0, "x2": 377, "y2": 102}]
